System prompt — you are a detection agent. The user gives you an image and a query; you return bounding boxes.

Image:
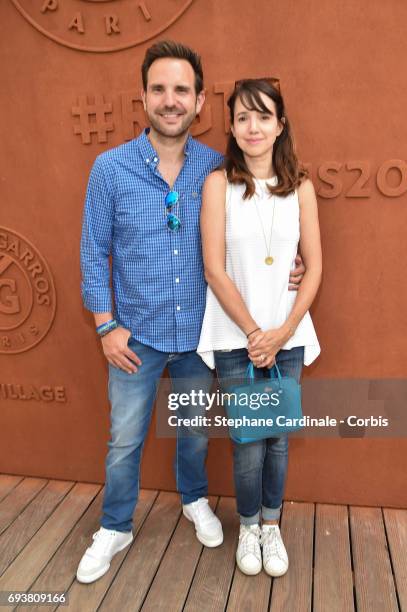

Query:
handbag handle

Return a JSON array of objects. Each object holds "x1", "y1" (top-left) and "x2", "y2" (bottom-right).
[{"x1": 245, "y1": 362, "x2": 282, "y2": 387}]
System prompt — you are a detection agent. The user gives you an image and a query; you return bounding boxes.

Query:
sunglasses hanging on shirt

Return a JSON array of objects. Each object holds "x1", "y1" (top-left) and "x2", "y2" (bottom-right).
[{"x1": 165, "y1": 191, "x2": 181, "y2": 231}]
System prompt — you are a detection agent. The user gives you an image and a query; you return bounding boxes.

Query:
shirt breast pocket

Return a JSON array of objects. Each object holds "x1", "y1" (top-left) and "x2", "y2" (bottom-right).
[{"x1": 182, "y1": 187, "x2": 202, "y2": 227}]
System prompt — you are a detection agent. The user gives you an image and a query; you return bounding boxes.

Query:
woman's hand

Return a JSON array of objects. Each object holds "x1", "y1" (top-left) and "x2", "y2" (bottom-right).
[{"x1": 248, "y1": 327, "x2": 288, "y2": 368}]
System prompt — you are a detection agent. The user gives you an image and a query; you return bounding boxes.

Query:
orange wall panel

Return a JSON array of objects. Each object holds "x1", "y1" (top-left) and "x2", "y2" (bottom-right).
[{"x1": 1, "y1": 0, "x2": 406, "y2": 507}]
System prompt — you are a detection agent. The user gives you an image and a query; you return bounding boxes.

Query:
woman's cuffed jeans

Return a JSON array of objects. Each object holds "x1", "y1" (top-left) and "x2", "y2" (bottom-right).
[
  {"x1": 214, "y1": 346, "x2": 304, "y2": 525},
  {"x1": 101, "y1": 338, "x2": 213, "y2": 533}
]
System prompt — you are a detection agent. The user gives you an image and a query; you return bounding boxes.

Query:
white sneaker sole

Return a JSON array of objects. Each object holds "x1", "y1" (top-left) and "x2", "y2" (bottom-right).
[
  {"x1": 236, "y1": 552, "x2": 262, "y2": 576},
  {"x1": 76, "y1": 533, "x2": 133, "y2": 584},
  {"x1": 76, "y1": 563, "x2": 111, "y2": 584},
  {"x1": 182, "y1": 509, "x2": 223, "y2": 547}
]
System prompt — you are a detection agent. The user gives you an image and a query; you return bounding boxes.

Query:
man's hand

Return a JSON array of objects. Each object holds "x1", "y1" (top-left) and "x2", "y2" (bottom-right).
[
  {"x1": 288, "y1": 254, "x2": 305, "y2": 291},
  {"x1": 101, "y1": 327, "x2": 142, "y2": 374},
  {"x1": 248, "y1": 328, "x2": 286, "y2": 368}
]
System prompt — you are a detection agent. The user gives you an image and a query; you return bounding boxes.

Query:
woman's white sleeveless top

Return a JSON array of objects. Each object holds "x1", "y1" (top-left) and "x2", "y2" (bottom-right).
[{"x1": 197, "y1": 176, "x2": 320, "y2": 369}]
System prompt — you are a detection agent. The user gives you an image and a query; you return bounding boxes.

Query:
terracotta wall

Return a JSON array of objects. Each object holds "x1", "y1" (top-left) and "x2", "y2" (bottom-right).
[{"x1": 1, "y1": 0, "x2": 406, "y2": 507}]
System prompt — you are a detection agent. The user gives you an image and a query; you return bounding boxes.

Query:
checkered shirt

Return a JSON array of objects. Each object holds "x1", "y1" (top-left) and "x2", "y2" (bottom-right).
[{"x1": 80, "y1": 128, "x2": 223, "y2": 352}]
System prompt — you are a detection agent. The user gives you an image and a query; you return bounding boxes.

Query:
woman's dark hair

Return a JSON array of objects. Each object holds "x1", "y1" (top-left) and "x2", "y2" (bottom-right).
[
  {"x1": 225, "y1": 79, "x2": 308, "y2": 198},
  {"x1": 141, "y1": 40, "x2": 203, "y2": 95}
]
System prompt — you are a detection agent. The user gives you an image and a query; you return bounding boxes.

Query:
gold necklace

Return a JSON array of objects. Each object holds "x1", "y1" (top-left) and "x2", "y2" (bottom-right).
[{"x1": 253, "y1": 181, "x2": 276, "y2": 265}]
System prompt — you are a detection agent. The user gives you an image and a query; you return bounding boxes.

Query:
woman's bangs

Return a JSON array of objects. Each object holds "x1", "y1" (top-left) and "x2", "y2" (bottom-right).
[{"x1": 238, "y1": 87, "x2": 272, "y2": 115}]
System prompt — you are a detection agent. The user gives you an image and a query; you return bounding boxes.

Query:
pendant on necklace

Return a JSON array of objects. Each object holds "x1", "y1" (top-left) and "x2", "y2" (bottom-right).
[{"x1": 265, "y1": 256, "x2": 274, "y2": 265}]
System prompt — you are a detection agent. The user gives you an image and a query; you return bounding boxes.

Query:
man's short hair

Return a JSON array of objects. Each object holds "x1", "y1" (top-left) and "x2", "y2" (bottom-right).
[{"x1": 141, "y1": 40, "x2": 204, "y2": 95}]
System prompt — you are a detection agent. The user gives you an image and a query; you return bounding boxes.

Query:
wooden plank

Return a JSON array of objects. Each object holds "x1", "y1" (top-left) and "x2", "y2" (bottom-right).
[
  {"x1": 0, "y1": 480, "x2": 74, "y2": 577},
  {"x1": 0, "y1": 482, "x2": 100, "y2": 592},
  {"x1": 98, "y1": 491, "x2": 181, "y2": 611},
  {"x1": 227, "y1": 566, "x2": 271, "y2": 611},
  {"x1": 0, "y1": 475, "x2": 23, "y2": 503},
  {"x1": 350, "y1": 506, "x2": 398, "y2": 612},
  {"x1": 269, "y1": 501, "x2": 314, "y2": 612},
  {"x1": 0, "y1": 477, "x2": 47, "y2": 535},
  {"x1": 50, "y1": 489, "x2": 158, "y2": 612},
  {"x1": 383, "y1": 508, "x2": 407, "y2": 612},
  {"x1": 184, "y1": 496, "x2": 239, "y2": 612},
  {"x1": 313, "y1": 504, "x2": 354, "y2": 612},
  {"x1": 142, "y1": 496, "x2": 219, "y2": 611}
]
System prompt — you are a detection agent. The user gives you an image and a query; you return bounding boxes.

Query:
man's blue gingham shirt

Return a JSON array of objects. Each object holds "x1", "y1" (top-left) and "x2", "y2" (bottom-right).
[{"x1": 80, "y1": 128, "x2": 223, "y2": 352}]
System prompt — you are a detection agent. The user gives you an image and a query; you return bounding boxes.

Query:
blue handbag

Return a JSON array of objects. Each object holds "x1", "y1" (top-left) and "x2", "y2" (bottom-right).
[{"x1": 223, "y1": 362, "x2": 303, "y2": 444}]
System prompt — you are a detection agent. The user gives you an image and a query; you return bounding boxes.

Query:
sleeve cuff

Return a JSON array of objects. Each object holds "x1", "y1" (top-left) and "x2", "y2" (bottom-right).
[{"x1": 82, "y1": 288, "x2": 113, "y2": 313}]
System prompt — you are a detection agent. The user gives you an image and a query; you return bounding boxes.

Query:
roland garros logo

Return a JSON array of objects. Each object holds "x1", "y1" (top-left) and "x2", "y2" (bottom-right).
[
  {"x1": 0, "y1": 228, "x2": 56, "y2": 354},
  {"x1": 11, "y1": 0, "x2": 194, "y2": 53}
]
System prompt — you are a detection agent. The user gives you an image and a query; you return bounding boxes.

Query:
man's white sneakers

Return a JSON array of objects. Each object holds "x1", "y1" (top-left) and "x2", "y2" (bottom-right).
[
  {"x1": 76, "y1": 527, "x2": 133, "y2": 584},
  {"x1": 182, "y1": 497, "x2": 223, "y2": 547},
  {"x1": 261, "y1": 524, "x2": 289, "y2": 577},
  {"x1": 236, "y1": 524, "x2": 262, "y2": 575},
  {"x1": 77, "y1": 498, "x2": 222, "y2": 584}
]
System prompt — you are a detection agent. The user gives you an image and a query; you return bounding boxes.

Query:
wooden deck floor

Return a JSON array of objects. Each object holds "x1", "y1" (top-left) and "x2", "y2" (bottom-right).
[{"x1": 0, "y1": 475, "x2": 406, "y2": 612}]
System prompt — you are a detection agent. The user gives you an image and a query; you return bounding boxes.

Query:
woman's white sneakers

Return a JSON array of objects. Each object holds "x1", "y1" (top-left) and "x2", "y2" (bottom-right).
[
  {"x1": 261, "y1": 524, "x2": 289, "y2": 577},
  {"x1": 182, "y1": 497, "x2": 223, "y2": 547},
  {"x1": 236, "y1": 524, "x2": 262, "y2": 575},
  {"x1": 76, "y1": 527, "x2": 133, "y2": 584},
  {"x1": 236, "y1": 523, "x2": 289, "y2": 577}
]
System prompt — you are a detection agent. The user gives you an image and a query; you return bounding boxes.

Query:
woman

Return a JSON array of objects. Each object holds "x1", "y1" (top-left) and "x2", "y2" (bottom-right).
[{"x1": 197, "y1": 78, "x2": 322, "y2": 576}]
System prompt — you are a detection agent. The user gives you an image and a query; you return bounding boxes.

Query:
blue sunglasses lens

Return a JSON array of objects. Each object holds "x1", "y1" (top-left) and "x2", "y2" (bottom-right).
[
  {"x1": 167, "y1": 213, "x2": 181, "y2": 231},
  {"x1": 165, "y1": 191, "x2": 179, "y2": 209}
]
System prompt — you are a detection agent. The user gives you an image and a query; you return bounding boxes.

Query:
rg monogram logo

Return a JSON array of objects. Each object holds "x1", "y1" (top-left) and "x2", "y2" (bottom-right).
[
  {"x1": 0, "y1": 257, "x2": 19, "y2": 315},
  {"x1": 0, "y1": 228, "x2": 56, "y2": 354}
]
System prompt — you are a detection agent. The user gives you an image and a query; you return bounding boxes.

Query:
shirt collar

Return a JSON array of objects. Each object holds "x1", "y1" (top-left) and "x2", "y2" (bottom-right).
[
  {"x1": 138, "y1": 128, "x2": 194, "y2": 167},
  {"x1": 183, "y1": 133, "x2": 193, "y2": 157},
  {"x1": 138, "y1": 128, "x2": 159, "y2": 166}
]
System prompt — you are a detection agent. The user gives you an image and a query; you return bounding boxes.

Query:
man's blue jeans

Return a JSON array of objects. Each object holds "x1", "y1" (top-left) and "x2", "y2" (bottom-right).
[
  {"x1": 101, "y1": 338, "x2": 213, "y2": 532},
  {"x1": 214, "y1": 346, "x2": 304, "y2": 525}
]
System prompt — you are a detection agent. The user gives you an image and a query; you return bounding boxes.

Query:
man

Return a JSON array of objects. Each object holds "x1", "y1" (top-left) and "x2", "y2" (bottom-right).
[{"x1": 77, "y1": 40, "x2": 304, "y2": 584}]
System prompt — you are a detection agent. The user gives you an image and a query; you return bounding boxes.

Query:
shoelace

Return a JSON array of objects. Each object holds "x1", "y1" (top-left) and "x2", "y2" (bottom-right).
[
  {"x1": 88, "y1": 529, "x2": 117, "y2": 557},
  {"x1": 239, "y1": 526, "x2": 261, "y2": 559},
  {"x1": 262, "y1": 527, "x2": 284, "y2": 559},
  {"x1": 192, "y1": 499, "x2": 214, "y2": 524}
]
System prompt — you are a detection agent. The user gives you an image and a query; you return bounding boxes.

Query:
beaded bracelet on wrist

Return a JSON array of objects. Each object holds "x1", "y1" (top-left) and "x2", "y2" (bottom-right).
[{"x1": 96, "y1": 319, "x2": 119, "y2": 337}]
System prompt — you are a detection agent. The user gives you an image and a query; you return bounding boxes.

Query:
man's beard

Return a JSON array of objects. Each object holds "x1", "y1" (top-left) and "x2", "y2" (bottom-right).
[{"x1": 147, "y1": 107, "x2": 197, "y2": 138}]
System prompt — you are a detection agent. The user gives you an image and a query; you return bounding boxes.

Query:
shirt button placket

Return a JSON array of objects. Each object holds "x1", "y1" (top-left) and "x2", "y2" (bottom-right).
[
  {"x1": 173, "y1": 242, "x2": 180, "y2": 315},
  {"x1": 172, "y1": 187, "x2": 182, "y2": 350},
  {"x1": 175, "y1": 274, "x2": 180, "y2": 313}
]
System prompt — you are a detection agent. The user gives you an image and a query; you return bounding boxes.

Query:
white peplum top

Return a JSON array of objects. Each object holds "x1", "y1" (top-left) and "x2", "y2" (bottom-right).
[{"x1": 197, "y1": 176, "x2": 321, "y2": 369}]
